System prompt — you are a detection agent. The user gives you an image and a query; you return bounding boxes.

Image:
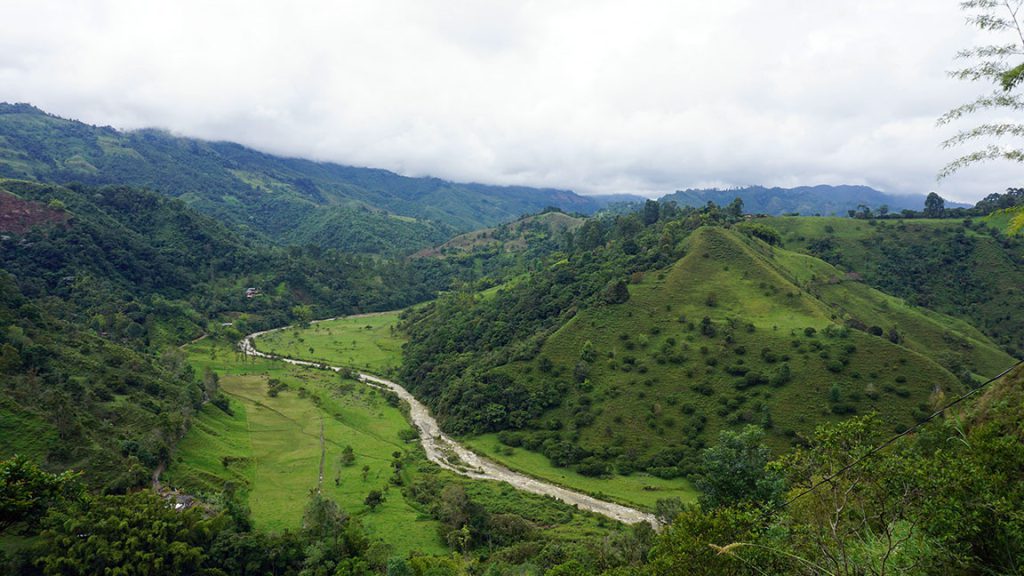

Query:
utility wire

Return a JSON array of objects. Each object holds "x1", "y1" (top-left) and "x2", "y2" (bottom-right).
[{"x1": 774, "y1": 358, "x2": 1024, "y2": 512}]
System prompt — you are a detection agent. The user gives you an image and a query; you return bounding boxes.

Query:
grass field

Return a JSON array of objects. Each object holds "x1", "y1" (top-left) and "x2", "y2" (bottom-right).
[
  {"x1": 464, "y1": 433, "x2": 697, "y2": 510},
  {"x1": 166, "y1": 339, "x2": 447, "y2": 555},
  {"x1": 170, "y1": 338, "x2": 618, "y2": 554},
  {"x1": 255, "y1": 312, "x2": 404, "y2": 375}
]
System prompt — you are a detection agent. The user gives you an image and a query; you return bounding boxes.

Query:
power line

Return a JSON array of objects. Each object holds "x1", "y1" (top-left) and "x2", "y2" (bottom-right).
[{"x1": 774, "y1": 359, "x2": 1024, "y2": 513}]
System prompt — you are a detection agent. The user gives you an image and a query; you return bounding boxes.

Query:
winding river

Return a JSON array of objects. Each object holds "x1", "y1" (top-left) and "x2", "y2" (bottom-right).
[{"x1": 241, "y1": 324, "x2": 659, "y2": 527}]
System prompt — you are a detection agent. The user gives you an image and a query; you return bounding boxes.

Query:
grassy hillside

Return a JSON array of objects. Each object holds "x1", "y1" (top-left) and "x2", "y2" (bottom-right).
[
  {"x1": 0, "y1": 269, "x2": 201, "y2": 490},
  {"x1": 982, "y1": 205, "x2": 1024, "y2": 235},
  {"x1": 166, "y1": 340, "x2": 448, "y2": 555},
  {"x1": 490, "y1": 228, "x2": 1009, "y2": 475},
  {"x1": 768, "y1": 216, "x2": 1024, "y2": 355},
  {"x1": 166, "y1": 339, "x2": 624, "y2": 559},
  {"x1": 0, "y1": 103, "x2": 602, "y2": 252}
]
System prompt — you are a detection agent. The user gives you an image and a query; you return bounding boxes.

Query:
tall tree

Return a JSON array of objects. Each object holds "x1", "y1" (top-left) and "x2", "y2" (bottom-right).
[
  {"x1": 939, "y1": 0, "x2": 1024, "y2": 177},
  {"x1": 924, "y1": 192, "x2": 947, "y2": 218}
]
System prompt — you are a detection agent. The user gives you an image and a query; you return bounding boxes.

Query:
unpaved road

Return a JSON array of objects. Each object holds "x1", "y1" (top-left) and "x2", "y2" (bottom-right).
[{"x1": 241, "y1": 324, "x2": 660, "y2": 527}]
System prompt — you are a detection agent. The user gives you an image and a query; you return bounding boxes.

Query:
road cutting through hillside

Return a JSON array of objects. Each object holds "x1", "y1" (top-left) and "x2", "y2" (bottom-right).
[{"x1": 241, "y1": 325, "x2": 660, "y2": 527}]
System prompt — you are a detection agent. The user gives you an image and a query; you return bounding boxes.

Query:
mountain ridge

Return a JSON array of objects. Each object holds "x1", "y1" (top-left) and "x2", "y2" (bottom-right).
[
  {"x1": 0, "y1": 103, "x2": 602, "y2": 252},
  {"x1": 662, "y1": 184, "x2": 971, "y2": 216}
]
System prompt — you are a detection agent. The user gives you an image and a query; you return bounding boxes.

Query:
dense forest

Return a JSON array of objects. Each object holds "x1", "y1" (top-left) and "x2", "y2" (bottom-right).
[{"x1": 0, "y1": 178, "x2": 486, "y2": 489}]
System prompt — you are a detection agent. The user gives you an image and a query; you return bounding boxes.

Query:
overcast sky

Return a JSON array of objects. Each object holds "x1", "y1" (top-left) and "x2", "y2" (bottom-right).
[{"x1": 1, "y1": 1, "x2": 1021, "y2": 202}]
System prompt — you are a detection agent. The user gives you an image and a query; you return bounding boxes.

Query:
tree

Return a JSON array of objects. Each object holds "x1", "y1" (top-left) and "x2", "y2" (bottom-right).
[
  {"x1": 695, "y1": 426, "x2": 784, "y2": 510},
  {"x1": 0, "y1": 455, "x2": 80, "y2": 534},
  {"x1": 924, "y1": 192, "x2": 947, "y2": 218},
  {"x1": 364, "y1": 489, "x2": 385, "y2": 511},
  {"x1": 778, "y1": 415, "x2": 938, "y2": 576},
  {"x1": 726, "y1": 197, "x2": 744, "y2": 218},
  {"x1": 939, "y1": 0, "x2": 1024, "y2": 177},
  {"x1": 643, "y1": 199, "x2": 662, "y2": 225},
  {"x1": 602, "y1": 280, "x2": 630, "y2": 305},
  {"x1": 36, "y1": 491, "x2": 213, "y2": 575},
  {"x1": 341, "y1": 445, "x2": 356, "y2": 467},
  {"x1": 580, "y1": 340, "x2": 597, "y2": 362},
  {"x1": 646, "y1": 505, "x2": 783, "y2": 576},
  {"x1": 300, "y1": 490, "x2": 367, "y2": 575}
]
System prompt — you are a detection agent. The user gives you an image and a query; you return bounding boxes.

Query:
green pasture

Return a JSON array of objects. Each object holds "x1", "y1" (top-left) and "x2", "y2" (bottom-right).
[
  {"x1": 166, "y1": 340, "x2": 446, "y2": 555},
  {"x1": 255, "y1": 312, "x2": 404, "y2": 374},
  {"x1": 464, "y1": 434, "x2": 697, "y2": 511}
]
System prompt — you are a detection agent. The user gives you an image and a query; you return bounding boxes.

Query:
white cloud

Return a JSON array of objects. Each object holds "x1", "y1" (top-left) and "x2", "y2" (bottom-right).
[{"x1": 1, "y1": 0, "x2": 1021, "y2": 202}]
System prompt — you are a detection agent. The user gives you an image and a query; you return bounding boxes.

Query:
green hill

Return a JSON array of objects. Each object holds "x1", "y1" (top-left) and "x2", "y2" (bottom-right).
[
  {"x1": 767, "y1": 216, "x2": 1024, "y2": 355},
  {"x1": 0, "y1": 103, "x2": 602, "y2": 253},
  {"x1": 404, "y1": 222, "x2": 1014, "y2": 481},
  {"x1": 513, "y1": 228, "x2": 1009, "y2": 471}
]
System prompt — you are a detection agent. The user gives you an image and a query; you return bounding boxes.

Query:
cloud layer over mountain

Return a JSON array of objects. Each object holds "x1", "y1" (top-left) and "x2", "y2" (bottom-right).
[{"x1": 2, "y1": 0, "x2": 1019, "y2": 201}]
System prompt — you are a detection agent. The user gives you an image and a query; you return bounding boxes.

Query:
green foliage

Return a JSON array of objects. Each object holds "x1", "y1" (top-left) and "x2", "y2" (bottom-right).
[
  {"x1": 924, "y1": 192, "x2": 946, "y2": 218},
  {"x1": 35, "y1": 491, "x2": 218, "y2": 576},
  {"x1": 0, "y1": 455, "x2": 80, "y2": 534},
  {"x1": 0, "y1": 103, "x2": 604, "y2": 252},
  {"x1": 364, "y1": 489, "x2": 385, "y2": 511},
  {"x1": 938, "y1": 1, "x2": 1024, "y2": 178},
  {"x1": 695, "y1": 427, "x2": 784, "y2": 510},
  {"x1": 734, "y1": 221, "x2": 781, "y2": 246},
  {"x1": 773, "y1": 216, "x2": 1024, "y2": 356},
  {"x1": 603, "y1": 280, "x2": 631, "y2": 304},
  {"x1": 646, "y1": 505, "x2": 779, "y2": 576}
]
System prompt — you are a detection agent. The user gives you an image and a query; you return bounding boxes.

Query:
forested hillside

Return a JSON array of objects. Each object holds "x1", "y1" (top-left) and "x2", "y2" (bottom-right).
[
  {"x1": 400, "y1": 203, "x2": 1017, "y2": 482},
  {"x1": 0, "y1": 178, "x2": 465, "y2": 488},
  {"x1": 0, "y1": 103, "x2": 602, "y2": 253}
]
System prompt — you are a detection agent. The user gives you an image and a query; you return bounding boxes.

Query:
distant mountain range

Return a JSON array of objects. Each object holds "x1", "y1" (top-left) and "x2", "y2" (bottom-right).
[
  {"x1": 0, "y1": 103, "x2": 606, "y2": 252},
  {"x1": 1, "y1": 103, "x2": 977, "y2": 253},
  {"x1": 661, "y1": 185, "x2": 970, "y2": 216}
]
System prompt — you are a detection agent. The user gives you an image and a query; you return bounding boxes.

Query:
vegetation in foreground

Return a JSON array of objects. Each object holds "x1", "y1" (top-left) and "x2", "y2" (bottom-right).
[{"x1": 4, "y1": 363, "x2": 1021, "y2": 575}]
